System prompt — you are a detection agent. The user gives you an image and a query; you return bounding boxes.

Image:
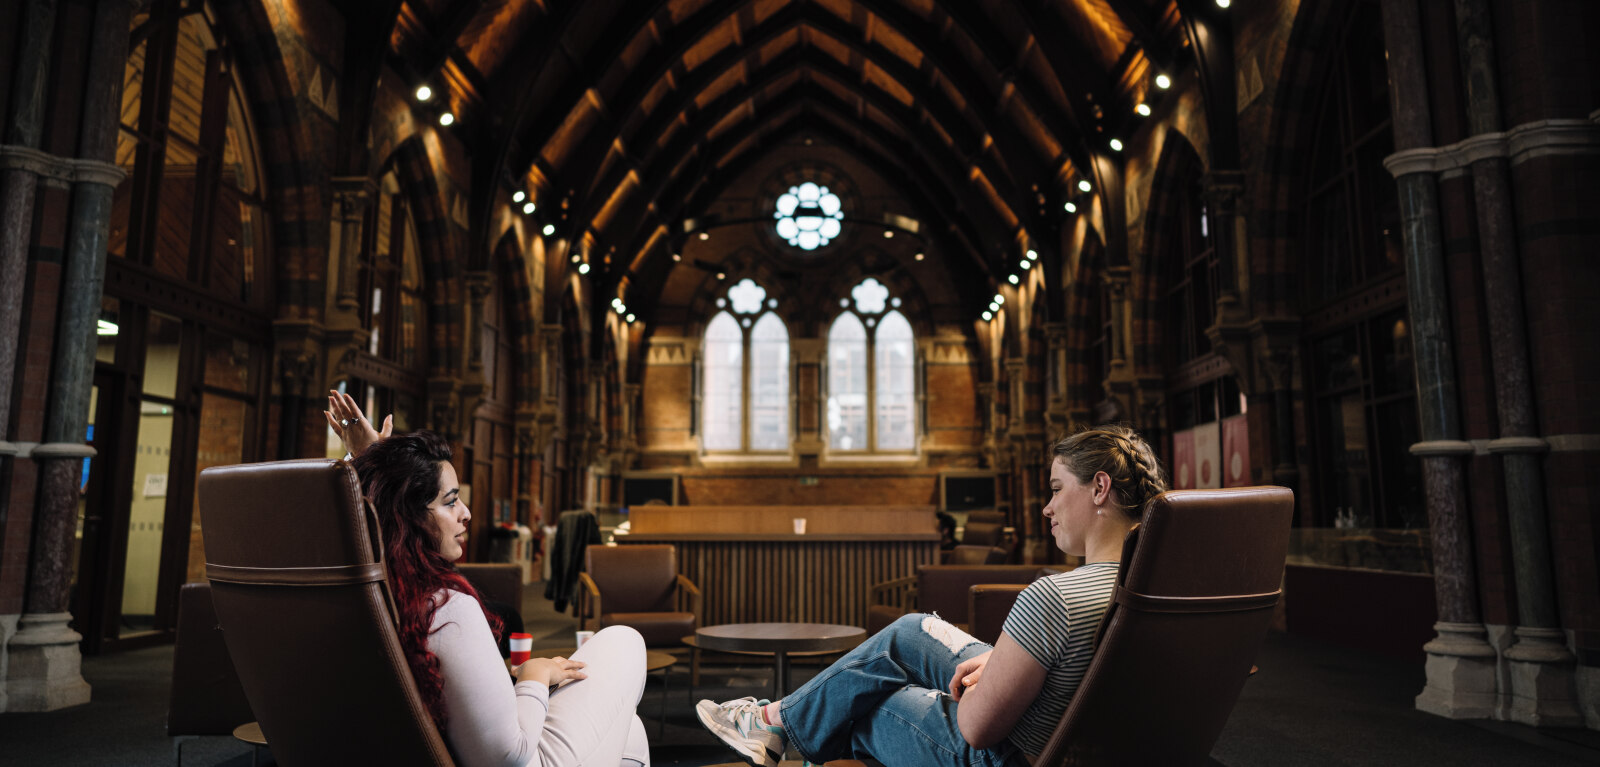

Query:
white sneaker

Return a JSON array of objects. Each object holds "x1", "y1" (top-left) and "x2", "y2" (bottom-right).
[{"x1": 695, "y1": 696, "x2": 786, "y2": 767}]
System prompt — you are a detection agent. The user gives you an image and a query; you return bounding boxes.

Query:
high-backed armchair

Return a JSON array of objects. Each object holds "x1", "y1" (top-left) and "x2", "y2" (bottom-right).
[
  {"x1": 197, "y1": 458, "x2": 455, "y2": 766},
  {"x1": 579, "y1": 544, "x2": 700, "y2": 647},
  {"x1": 1032, "y1": 486, "x2": 1294, "y2": 766}
]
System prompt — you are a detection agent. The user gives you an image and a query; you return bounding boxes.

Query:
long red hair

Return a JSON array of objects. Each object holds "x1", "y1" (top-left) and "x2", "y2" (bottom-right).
[{"x1": 353, "y1": 430, "x2": 502, "y2": 729}]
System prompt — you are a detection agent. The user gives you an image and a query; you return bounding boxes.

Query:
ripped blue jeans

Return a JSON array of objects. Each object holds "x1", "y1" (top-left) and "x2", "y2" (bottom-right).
[{"x1": 778, "y1": 613, "x2": 1026, "y2": 767}]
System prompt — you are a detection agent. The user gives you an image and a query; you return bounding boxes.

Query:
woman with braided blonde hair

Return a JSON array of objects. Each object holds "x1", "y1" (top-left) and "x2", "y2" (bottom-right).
[{"x1": 697, "y1": 424, "x2": 1167, "y2": 767}]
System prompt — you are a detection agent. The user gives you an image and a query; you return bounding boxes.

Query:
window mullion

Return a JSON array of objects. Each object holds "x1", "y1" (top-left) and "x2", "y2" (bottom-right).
[
  {"x1": 866, "y1": 326, "x2": 876, "y2": 452},
  {"x1": 742, "y1": 327, "x2": 752, "y2": 452}
]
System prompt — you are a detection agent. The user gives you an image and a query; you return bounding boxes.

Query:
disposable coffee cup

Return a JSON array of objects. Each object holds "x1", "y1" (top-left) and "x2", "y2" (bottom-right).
[
  {"x1": 509, "y1": 633, "x2": 533, "y2": 665},
  {"x1": 793, "y1": 518, "x2": 807, "y2": 534},
  {"x1": 575, "y1": 630, "x2": 595, "y2": 648}
]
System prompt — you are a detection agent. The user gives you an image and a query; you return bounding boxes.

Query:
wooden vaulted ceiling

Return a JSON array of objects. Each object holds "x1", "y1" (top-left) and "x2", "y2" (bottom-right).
[{"x1": 386, "y1": 0, "x2": 1186, "y2": 300}]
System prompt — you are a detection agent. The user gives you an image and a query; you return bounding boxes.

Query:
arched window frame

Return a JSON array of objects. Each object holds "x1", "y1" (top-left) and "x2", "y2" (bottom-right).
[
  {"x1": 1299, "y1": 0, "x2": 1419, "y2": 533},
  {"x1": 699, "y1": 278, "x2": 792, "y2": 454},
  {"x1": 826, "y1": 278, "x2": 918, "y2": 455}
]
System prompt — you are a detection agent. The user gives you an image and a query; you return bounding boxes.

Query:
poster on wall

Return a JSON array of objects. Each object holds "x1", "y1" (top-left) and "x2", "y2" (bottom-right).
[
  {"x1": 143, "y1": 473, "x2": 168, "y2": 498},
  {"x1": 1172, "y1": 428, "x2": 1195, "y2": 490},
  {"x1": 1222, "y1": 414, "x2": 1251, "y2": 487},
  {"x1": 1193, "y1": 421, "x2": 1221, "y2": 489}
]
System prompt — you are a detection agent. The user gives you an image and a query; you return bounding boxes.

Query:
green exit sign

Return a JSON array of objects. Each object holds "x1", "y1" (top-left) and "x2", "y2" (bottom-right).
[{"x1": 798, "y1": 476, "x2": 819, "y2": 486}]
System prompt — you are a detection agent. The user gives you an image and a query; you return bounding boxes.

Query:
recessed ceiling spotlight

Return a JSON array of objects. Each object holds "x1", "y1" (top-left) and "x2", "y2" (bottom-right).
[
  {"x1": 439, "y1": 112, "x2": 455, "y2": 126},
  {"x1": 1064, "y1": 201, "x2": 1078, "y2": 213},
  {"x1": 1155, "y1": 74, "x2": 1172, "y2": 90},
  {"x1": 1216, "y1": 0, "x2": 1231, "y2": 8},
  {"x1": 914, "y1": 252, "x2": 925, "y2": 261},
  {"x1": 1008, "y1": 274, "x2": 1020, "y2": 285},
  {"x1": 512, "y1": 191, "x2": 525, "y2": 203},
  {"x1": 989, "y1": 302, "x2": 999, "y2": 312},
  {"x1": 625, "y1": 313, "x2": 636, "y2": 323},
  {"x1": 982, "y1": 310, "x2": 993, "y2": 321},
  {"x1": 1020, "y1": 259, "x2": 1032, "y2": 270},
  {"x1": 1026, "y1": 249, "x2": 1038, "y2": 260},
  {"x1": 415, "y1": 85, "x2": 433, "y2": 102},
  {"x1": 994, "y1": 293, "x2": 1005, "y2": 305},
  {"x1": 1109, "y1": 138, "x2": 1124, "y2": 152},
  {"x1": 883, "y1": 230, "x2": 894, "y2": 238},
  {"x1": 716, "y1": 271, "x2": 726, "y2": 280},
  {"x1": 577, "y1": 263, "x2": 590, "y2": 275},
  {"x1": 571, "y1": 254, "x2": 582, "y2": 263},
  {"x1": 1078, "y1": 180, "x2": 1092, "y2": 192},
  {"x1": 543, "y1": 224, "x2": 556, "y2": 236},
  {"x1": 672, "y1": 253, "x2": 682, "y2": 262},
  {"x1": 699, "y1": 232, "x2": 710, "y2": 240},
  {"x1": 1136, "y1": 103, "x2": 1152, "y2": 117},
  {"x1": 522, "y1": 202, "x2": 535, "y2": 215}
]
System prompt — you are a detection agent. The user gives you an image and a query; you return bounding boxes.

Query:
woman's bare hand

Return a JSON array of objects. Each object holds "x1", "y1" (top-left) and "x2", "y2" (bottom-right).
[
  {"x1": 948, "y1": 649, "x2": 992, "y2": 701},
  {"x1": 324, "y1": 389, "x2": 392, "y2": 457},
  {"x1": 515, "y1": 656, "x2": 588, "y2": 688}
]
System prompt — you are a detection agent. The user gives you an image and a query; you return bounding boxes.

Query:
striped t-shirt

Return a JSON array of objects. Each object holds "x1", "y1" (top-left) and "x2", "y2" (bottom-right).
[{"x1": 1000, "y1": 561, "x2": 1119, "y2": 756}]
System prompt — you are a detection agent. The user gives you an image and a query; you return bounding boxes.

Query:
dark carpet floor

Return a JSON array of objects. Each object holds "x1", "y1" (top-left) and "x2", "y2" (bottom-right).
[{"x1": 1, "y1": 585, "x2": 1594, "y2": 766}]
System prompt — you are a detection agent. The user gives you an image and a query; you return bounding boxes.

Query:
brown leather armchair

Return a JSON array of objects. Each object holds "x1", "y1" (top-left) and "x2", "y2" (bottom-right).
[
  {"x1": 942, "y1": 544, "x2": 1011, "y2": 565},
  {"x1": 455, "y1": 562, "x2": 524, "y2": 610},
  {"x1": 865, "y1": 564, "x2": 1051, "y2": 636},
  {"x1": 197, "y1": 459, "x2": 455, "y2": 766},
  {"x1": 578, "y1": 544, "x2": 700, "y2": 647},
  {"x1": 1031, "y1": 486, "x2": 1294, "y2": 766},
  {"x1": 167, "y1": 582, "x2": 254, "y2": 763}
]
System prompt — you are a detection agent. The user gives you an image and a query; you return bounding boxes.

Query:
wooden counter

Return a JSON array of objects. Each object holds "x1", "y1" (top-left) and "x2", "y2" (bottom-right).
[{"x1": 618, "y1": 505, "x2": 941, "y2": 627}]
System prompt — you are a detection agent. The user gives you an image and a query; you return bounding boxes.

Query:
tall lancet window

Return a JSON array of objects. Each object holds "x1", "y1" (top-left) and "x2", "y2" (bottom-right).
[
  {"x1": 828, "y1": 278, "x2": 916, "y2": 452},
  {"x1": 702, "y1": 279, "x2": 790, "y2": 452}
]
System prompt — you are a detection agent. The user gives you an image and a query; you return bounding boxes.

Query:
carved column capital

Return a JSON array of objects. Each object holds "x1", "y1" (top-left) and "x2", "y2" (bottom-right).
[{"x1": 330, "y1": 176, "x2": 378, "y2": 221}]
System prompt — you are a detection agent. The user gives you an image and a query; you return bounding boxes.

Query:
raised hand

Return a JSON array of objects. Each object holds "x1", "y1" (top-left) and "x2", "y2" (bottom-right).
[{"x1": 324, "y1": 389, "x2": 393, "y2": 458}]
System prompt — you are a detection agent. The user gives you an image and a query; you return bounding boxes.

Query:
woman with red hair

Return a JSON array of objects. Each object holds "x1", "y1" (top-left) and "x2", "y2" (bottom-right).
[{"x1": 328, "y1": 391, "x2": 651, "y2": 767}]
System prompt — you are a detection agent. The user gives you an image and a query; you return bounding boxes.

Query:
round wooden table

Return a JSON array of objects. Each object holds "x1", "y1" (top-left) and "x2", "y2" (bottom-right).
[{"x1": 694, "y1": 623, "x2": 865, "y2": 698}]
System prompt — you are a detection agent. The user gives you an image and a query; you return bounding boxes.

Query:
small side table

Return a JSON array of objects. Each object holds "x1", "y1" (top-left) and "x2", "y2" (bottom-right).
[
  {"x1": 232, "y1": 721, "x2": 268, "y2": 767},
  {"x1": 694, "y1": 623, "x2": 864, "y2": 699}
]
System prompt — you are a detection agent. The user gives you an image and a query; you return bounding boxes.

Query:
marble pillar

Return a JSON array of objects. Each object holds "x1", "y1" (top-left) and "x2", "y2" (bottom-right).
[
  {"x1": 9, "y1": 0, "x2": 130, "y2": 712},
  {"x1": 1453, "y1": 0, "x2": 1579, "y2": 726},
  {"x1": 0, "y1": 0, "x2": 56, "y2": 715},
  {"x1": 1379, "y1": 0, "x2": 1497, "y2": 719}
]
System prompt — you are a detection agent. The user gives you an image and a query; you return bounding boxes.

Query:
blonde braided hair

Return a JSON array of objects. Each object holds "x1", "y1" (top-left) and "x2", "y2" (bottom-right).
[{"x1": 1050, "y1": 424, "x2": 1169, "y2": 518}]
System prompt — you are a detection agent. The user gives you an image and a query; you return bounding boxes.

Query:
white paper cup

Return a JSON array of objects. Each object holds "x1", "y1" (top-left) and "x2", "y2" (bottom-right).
[
  {"x1": 793, "y1": 518, "x2": 807, "y2": 534},
  {"x1": 575, "y1": 630, "x2": 595, "y2": 648}
]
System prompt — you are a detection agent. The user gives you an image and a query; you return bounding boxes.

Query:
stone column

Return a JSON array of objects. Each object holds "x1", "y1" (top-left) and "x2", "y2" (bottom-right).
[
  {"x1": 465, "y1": 270, "x2": 492, "y2": 373},
  {"x1": 1202, "y1": 169, "x2": 1247, "y2": 312},
  {"x1": 1101, "y1": 267, "x2": 1136, "y2": 423},
  {"x1": 1452, "y1": 0, "x2": 1579, "y2": 726},
  {"x1": 11, "y1": 0, "x2": 131, "y2": 712},
  {"x1": 1379, "y1": 0, "x2": 1497, "y2": 720},
  {"x1": 1042, "y1": 322, "x2": 1071, "y2": 433},
  {"x1": 331, "y1": 177, "x2": 373, "y2": 312},
  {"x1": 0, "y1": 0, "x2": 56, "y2": 714}
]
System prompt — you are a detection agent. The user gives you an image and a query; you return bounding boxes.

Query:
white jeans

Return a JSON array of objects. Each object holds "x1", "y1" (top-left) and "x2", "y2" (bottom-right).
[{"x1": 539, "y1": 625, "x2": 652, "y2": 766}]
